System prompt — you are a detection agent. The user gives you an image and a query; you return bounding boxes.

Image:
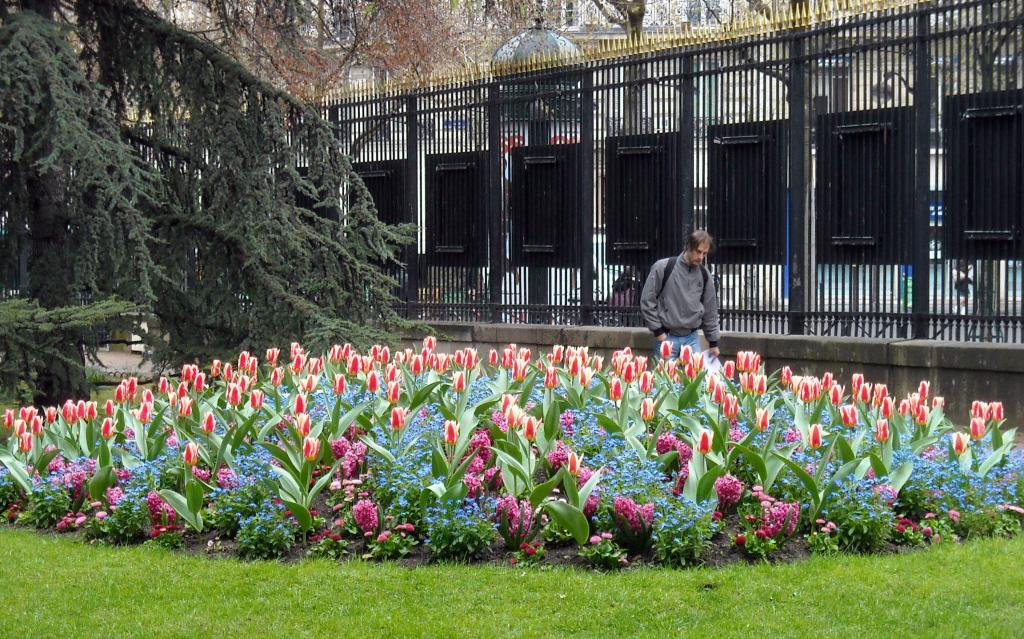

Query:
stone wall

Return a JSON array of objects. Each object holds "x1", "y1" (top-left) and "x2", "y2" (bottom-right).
[{"x1": 403, "y1": 322, "x2": 1024, "y2": 423}]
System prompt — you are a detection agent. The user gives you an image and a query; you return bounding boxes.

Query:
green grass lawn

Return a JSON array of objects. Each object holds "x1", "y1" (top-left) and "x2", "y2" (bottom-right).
[{"x1": 1, "y1": 529, "x2": 1022, "y2": 638}]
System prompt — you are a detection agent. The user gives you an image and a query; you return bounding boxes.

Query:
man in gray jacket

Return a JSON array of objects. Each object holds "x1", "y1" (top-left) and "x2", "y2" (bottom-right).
[{"x1": 639, "y1": 230, "x2": 720, "y2": 360}]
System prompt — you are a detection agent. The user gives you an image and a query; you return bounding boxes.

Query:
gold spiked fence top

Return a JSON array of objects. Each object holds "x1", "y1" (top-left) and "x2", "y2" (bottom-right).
[{"x1": 325, "y1": 0, "x2": 928, "y2": 103}]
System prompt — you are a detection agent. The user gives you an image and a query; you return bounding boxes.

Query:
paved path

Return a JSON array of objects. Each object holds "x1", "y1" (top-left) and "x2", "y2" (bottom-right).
[{"x1": 90, "y1": 350, "x2": 157, "y2": 378}]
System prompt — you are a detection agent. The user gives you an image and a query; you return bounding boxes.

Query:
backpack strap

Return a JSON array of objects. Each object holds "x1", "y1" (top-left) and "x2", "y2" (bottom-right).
[
  {"x1": 656, "y1": 258, "x2": 677, "y2": 300},
  {"x1": 657, "y1": 259, "x2": 710, "y2": 301}
]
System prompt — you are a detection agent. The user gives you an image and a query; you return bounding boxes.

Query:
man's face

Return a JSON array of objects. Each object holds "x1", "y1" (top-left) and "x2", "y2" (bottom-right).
[{"x1": 686, "y1": 241, "x2": 711, "y2": 265}]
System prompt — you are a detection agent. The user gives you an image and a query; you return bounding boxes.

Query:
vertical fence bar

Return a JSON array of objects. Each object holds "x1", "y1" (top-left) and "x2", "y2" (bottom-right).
[
  {"x1": 680, "y1": 53, "x2": 695, "y2": 236},
  {"x1": 788, "y1": 34, "x2": 808, "y2": 336},
  {"x1": 580, "y1": 70, "x2": 595, "y2": 325},
  {"x1": 913, "y1": 11, "x2": 932, "y2": 339},
  {"x1": 487, "y1": 82, "x2": 504, "y2": 323},
  {"x1": 405, "y1": 95, "x2": 420, "y2": 314}
]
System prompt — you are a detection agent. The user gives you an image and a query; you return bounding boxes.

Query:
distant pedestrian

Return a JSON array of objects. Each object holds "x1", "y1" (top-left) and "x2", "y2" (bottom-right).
[
  {"x1": 953, "y1": 260, "x2": 972, "y2": 315},
  {"x1": 640, "y1": 230, "x2": 720, "y2": 360},
  {"x1": 608, "y1": 267, "x2": 641, "y2": 308}
]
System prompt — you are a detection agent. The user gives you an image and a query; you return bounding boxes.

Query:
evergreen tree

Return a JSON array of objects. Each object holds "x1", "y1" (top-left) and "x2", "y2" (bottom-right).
[{"x1": 0, "y1": 0, "x2": 412, "y2": 404}]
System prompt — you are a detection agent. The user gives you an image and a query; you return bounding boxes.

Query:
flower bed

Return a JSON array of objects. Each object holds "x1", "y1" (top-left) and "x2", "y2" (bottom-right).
[{"x1": 1, "y1": 338, "x2": 1021, "y2": 567}]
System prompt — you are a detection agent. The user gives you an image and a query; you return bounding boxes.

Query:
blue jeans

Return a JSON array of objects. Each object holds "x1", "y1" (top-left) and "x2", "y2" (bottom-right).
[{"x1": 656, "y1": 332, "x2": 701, "y2": 361}]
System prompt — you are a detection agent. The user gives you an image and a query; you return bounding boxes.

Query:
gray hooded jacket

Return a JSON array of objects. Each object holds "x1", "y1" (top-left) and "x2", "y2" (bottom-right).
[{"x1": 639, "y1": 254, "x2": 720, "y2": 344}]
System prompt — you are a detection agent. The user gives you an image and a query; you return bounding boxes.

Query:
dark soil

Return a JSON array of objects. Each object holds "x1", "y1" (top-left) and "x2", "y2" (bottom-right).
[{"x1": 12, "y1": 511, "x2": 929, "y2": 571}]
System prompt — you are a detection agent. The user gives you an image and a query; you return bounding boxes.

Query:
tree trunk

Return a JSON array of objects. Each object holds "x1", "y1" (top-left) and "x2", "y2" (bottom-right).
[{"x1": 22, "y1": 0, "x2": 90, "y2": 403}]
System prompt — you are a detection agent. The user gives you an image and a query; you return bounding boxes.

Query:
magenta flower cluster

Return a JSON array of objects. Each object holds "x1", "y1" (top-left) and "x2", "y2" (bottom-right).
[
  {"x1": 752, "y1": 485, "x2": 799, "y2": 538},
  {"x1": 216, "y1": 466, "x2": 239, "y2": 489},
  {"x1": 468, "y1": 430, "x2": 492, "y2": 463},
  {"x1": 612, "y1": 496, "x2": 654, "y2": 533},
  {"x1": 654, "y1": 432, "x2": 693, "y2": 465},
  {"x1": 146, "y1": 490, "x2": 176, "y2": 524},
  {"x1": 53, "y1": 458, "x2": 96, "y2": 503},
  {"x1": 559, "y1": 410, "x2": 575, "y2": 436},
  {"x1": 352, "y1": 499, "x2": 378, "y2": 535},
  {"x1": 496, "y1": 495, "x2": 533, "y2": 537},
  {"x1": 714, "y1": 474, "x2": 744, "y2": 511},
  {"x1": 329, "y1": 437, "x2": 350, "y2": 460},
  {"x1": 546, "y1": 441, "x2": 569, "y2": 470},
  {"x1": 343, "y1": 440, "x2": 367, "y2": 479}
]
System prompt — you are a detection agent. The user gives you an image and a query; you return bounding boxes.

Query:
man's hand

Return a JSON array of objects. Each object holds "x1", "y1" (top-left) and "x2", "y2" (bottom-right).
[
  {"x1": 656, "y1": 334, "x2": 667, "y2": 341},
  {"x1": 708, "y1": 346, "x2": 720, "y2": 358}
]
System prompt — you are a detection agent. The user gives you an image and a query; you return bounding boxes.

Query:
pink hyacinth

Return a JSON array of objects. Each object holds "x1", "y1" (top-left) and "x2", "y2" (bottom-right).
[
  {"x1": 584, "y1": 493, "x2": 600, "y2": 519},
  {"x1": 491, "y1": 410, "x2": 509, "y2": 432},
  {"x1": 193, "y1": 467, "x2": 211, "y2": 483},
  {"x1": 467, "y1": 456, "x2": 485, "y2": 475},
  {"x1": 675, "y1": 441, "x2": 693, "y2": 466},
  {"x1": 343, "y1": 441, "x2": 368, "y2": 479},
  {"x1": 560, "y1": 411, "x2": 575, "y2": 436},
  {"x1": 613, "y1": 496, "x2": 654, "y2": 533},
  {"x1": 656, "y1": 432, "x2": 679, "y2": 455},
  {"x1": 146, "y1": 490, "x2": 176, "y2": 524},
  {"x1": 469, "y1": 430, "x2": 492, "y2": 463},
  {"x1": 483, "y1": 466, "x2": 503, "y2": 490},
  {"x1": 463, "y1": 473, "x2": 483, "y2": 498},
  {"x1": 547, "y1": 441, "x2": 569, "y2": 470},
  {"x1": 783, "y1": 428, "x2": 802, "y2": 444},
  {"x1": 47, "y1": 454, "x2": 66, "y2": 474},
  {"x1": 729, "y1": 426, "x2": 746, "y2": 442},
  {"x1": 672, "y1": 464, "x2": 690, "y2": 496},
  {"x1": 496, "y1": 496, "x2": 532, "y2": 537},
  {"x1": 329, "y1": 437, "x2": 350, "y2": 460},
  {"x1": 61, "y1": 470, "x2": 89, "y2": 503},
  {"x1": 714, "y1": 474, "x2": 744, "y2": 510},
  {"x1": 105, "y1": 486, "x2": 124, "y2": 506},
  {"x1": 216, "y1": 466, "x2": 239, "y2": 489},
  {"x1": 352, "y1": 499, "x2": 379, "y2": 534}
]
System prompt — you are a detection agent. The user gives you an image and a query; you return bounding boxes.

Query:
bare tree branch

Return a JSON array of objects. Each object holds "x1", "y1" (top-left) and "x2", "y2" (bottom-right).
[{"x1": 589, "y1": 0, "x2": 627, "y2": 29}]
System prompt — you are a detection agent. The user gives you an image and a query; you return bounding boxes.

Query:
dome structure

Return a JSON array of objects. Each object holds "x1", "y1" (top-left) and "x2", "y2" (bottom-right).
[{"x1": 491, "y1": 18, "x2": 582, "y2": 69}]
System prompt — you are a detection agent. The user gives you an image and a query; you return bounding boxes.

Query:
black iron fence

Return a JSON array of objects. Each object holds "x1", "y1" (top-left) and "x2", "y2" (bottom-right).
[
  {"x1": 330, "y1": 0, "x2": 1023, "y2": 343},
  {"x1": 2, "y1": 2, "x2": 1017, "y2": 345}
]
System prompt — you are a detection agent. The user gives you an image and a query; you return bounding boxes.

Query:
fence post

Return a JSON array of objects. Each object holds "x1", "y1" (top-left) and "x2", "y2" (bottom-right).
[
  {"x1": 580, "y1": 71, "x2": 595, "y2": 325},
  {"x1": 487, "y1": 83, "x2": 504, "y2": 323},
  {"x1": 680, "y1": 54, "x2": 695, "y2": 235},
  {"x1": 405, "y1": 95, "x2": 419, "y2": 316},
  {"x1": 788, "y1": 35, "x2": 808, "y2": 336},
  {"x1": 912, "y1": 12, "x2": 932, "y2": 339}
]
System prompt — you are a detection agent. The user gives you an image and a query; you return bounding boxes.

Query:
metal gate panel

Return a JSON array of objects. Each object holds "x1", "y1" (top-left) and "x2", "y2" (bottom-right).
[
  {"x1": 509, "y1": 144, "x2": 581, "y2": 268},
  {"x1": 816, "y1": 106, "x2": 915, "y2": 264},
  {"x1": 425, "y1": 151, "x2": 487, "y2": 267},
  {"x1": 352, "y1": 160, "x2": 408, "y2": 225},
  {"x1": 604, "y1": 132, "x2": 682, "y2": 266},
  {"x1": 708, "y1": 120, "x2": 788, "y2": 264},
  {"x1": 943, "y1": 90, "x2": 1024, "y2": 260}
]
